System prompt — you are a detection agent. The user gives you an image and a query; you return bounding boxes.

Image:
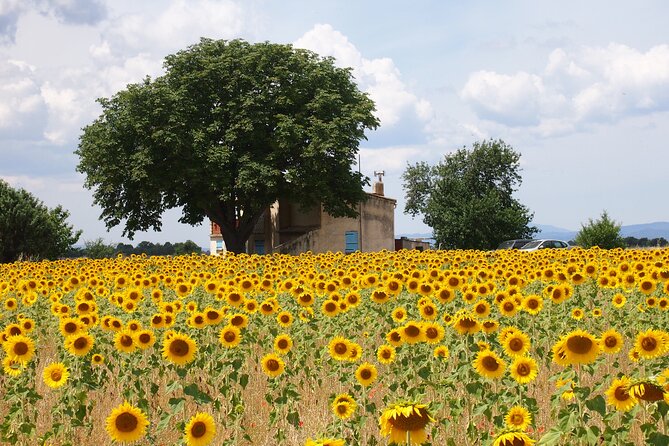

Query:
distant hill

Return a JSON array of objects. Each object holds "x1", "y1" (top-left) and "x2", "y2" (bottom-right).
[
  {"x1": 400, "y1": 222, "x2": 669, "y2": 244},
  {"x1": 536, "y1": 222, "x2": 669, "y2": 241}
]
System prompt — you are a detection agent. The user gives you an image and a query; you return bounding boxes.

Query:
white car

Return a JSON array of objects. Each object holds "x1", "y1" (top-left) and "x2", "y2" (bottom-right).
[{"x1": 519, "y1": 239, "x2": 571, "y2": 251}]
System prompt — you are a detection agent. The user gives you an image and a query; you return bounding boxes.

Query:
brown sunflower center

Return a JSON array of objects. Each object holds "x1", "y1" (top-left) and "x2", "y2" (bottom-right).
[
  {"x1": 516, "y1": 363, "x2": 531, "y2": 376},
  {"x1": 404, "y1": 325, "x2": 420, "y2": 337},
  {"x1": 641, "y1": 337, "x2": 657, "y2": 352},
  {"x1": 381, "y1": 349, "x2": 392, "y2": 359},
  {"x1": 614, "y1": 386, "x2": 630, "y2": 402},
  {"x1": 73, "y1": 337, "x2": 88, "y2": 350},
  {"x1": 51, "y1": 370, "x2": 62, "y2": 381},
  {"x1": 336, "y1": 403, "x2": 348, "y2": 415},
  {"x1": 566, "y1": 335, "x2": 593, "y2": 354},
  {"x1": 266, "y1": 359, "x2": 280, "y2": 371},
  {"x1": 169, "y1": 339, "x2": 189, "y2": 357},
  {"x1": 527, "y1": 299, "x2": 539, "y2": 309},
  {"x1": 481, "y1": 355, "x2": 499, "y2": 371},
  {"x1": 230, "y1": 316, "x2": 244, "y2": 326},
  {"x1": 359, "y1": 368, "x2": 372, "y2": 380},
  {"x1": 277, "y1": 339, "x2": 289, "y2": 350},
  {"x1": 139, "y1": 333, "x2": 151, "y2": 344},
  {"x1": 64, "y1": 322, "x2": 78, "y2": 333},
  {"x1": 423, "y1": 306, "x2": 434, "y2": 316},
  {"x1": 223, "y1": 331, "x2": 237, "y2": 343},
  {"x1": 13, "y1": 342, "x2": 28, "y2": 356},
  {"x1": 115, "y1": 412, "x2": 138, "y2": 433},
  {"x1": 120, "y1": 335, "x2": 133, "y2": 347},
  {"x1": 334, "y1": 342, "x2": 348, "y2": 355},
  {"x1": 387, "y1": 407, "x2": 430, "y2": 431},
  {"x1": 191, "y1": 421, "x2": 207, "y2": 438},
  {"x1": 503, "y1": 302, "x2": 515, "y2": 312},
  {"x1": 206, "y1": 311, "x2": 219, "y2": 320},
  {"x1": 510, "y1": 414, "x2": 524, "y2": 425},
  {"x1": 509, "y1": 338, "x2": 524, "y2": 352},
  {"x1": 604, "y1": 336, "x2": 618, "y2": 348},
  {"x1": 459, "y1": 317, "x2": 477, "y2": 328}
]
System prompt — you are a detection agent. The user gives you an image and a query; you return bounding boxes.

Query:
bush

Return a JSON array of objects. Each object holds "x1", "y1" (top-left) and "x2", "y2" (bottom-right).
[{"x1": 574, "y1": 211, "x2": 626, "y2": 249}]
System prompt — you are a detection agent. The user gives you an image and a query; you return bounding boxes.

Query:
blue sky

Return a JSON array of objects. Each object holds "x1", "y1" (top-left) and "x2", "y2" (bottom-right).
[{"x1": 1, "y1": 0, "x2": 669, "y2": 248}]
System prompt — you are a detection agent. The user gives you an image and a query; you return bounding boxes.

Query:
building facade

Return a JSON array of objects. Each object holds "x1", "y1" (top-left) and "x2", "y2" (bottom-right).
[{"x1": 210, "y1": 181, "x2": 396, "y2": 255}]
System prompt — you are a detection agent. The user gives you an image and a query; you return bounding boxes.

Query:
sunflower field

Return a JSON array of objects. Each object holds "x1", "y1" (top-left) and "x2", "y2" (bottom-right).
[{"x1": 0, "y1": 247, "x2": 668, "y2": 446}]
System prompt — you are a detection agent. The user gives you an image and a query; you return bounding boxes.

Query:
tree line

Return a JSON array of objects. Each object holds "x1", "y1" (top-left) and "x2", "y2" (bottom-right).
[{"x1": 66, "y1": 239, "x2": 203, "y2": 259}]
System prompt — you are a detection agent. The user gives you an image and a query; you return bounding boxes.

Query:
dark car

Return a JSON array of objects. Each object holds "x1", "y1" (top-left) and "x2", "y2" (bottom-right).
[{"x1": 496, "y1": 239, "x2": 535, "y2": 250}]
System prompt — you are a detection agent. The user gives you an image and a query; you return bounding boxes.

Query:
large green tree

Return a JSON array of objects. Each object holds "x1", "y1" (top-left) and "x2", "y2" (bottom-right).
[
  {"x1": 402, "y1": 139, "x2": 537, "y2": 249},
  {"x1": 0, "y1": 180, "x2": 81, "y2": 262},
  {"x1": 76, "y1": 38, "x2": 378, "y2": 253},
  {"x1": 574, "y1": 211, "x2": 626, "y2": 249}
]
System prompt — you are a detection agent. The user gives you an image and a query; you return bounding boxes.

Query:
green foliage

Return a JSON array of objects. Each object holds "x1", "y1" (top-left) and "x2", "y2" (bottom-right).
[
  {"x1": 0, "y1": 180, "x2": 81, "y2": 263},
  {"x1": 76, "y1": 38, "x2": 379, "y2": 253},
  {"x1": 402, "y1": 139, "x2": 537, "y2": 249},
  {"x1": 574, "y1": 211, "x2": 626, "y2": 249},
  {"x1": 83, "y1": 238, "x2": 116, "y2": 259}
]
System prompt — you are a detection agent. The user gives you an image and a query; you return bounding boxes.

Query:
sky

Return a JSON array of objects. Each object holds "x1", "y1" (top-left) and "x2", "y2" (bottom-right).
[{"x1": 1, "y1": 0, "x2": 669, "y2": 249}]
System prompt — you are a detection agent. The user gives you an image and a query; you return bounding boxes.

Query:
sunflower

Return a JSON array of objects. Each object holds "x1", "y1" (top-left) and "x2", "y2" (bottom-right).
[
  {"x1": 605, "y1": 376, "x2": 637, "y2": 411},
  {"x1": 400, "y1": 321, "x2": 425, "y2": 344},
  {"x1": 274, "y1": 334, "x2": 293, "y2": 355},
  {"x1": 482, "y1": 319, "x2": 499, "y2": 334},
  {"x1": 355, "y1": 362, "x2": 378, "y2": 387},
  {"x1": 553, "y1": 329, "x2": 600, "y2": 366},
  {"x1": 502, "y1": 330, "x2": 531, "y2": 358},
  {"x1": 392, "y1": 307, "x2": 407, "y2": 323},
  {"x1": 419, "y1": 302, "x2": 438, "y2": 320},
  {"x1": 305, "y1": 438, "x2": 345, "y2": 446},
  {"x1": 473, "y1": 350, "x2": 506, "y2": 380},
  {"x1": 472, "y1": 300, "x2": 491, "y2": 318},
  {"x1": 599, "y1": 329, "x2": 623, "y2": 354},
  {"x1": 492, "y1": 430, "x2": 535, "y2": 446},
  {"x1": 612, "y1": 293, "x2": 626, "y2": 308},
  {"x1": 276, "y1": 311, "x2": 294, "y2": 327},
  {"x1": 634, "y1": 329, "x2": 667, "y2": 359},
  {"x1": 377, "y1": 344, "x2": 396, "y2": 364},
  {"x1": 105, "y1": 401, "x2": 149, "y2": 443},
  {"x1": 3, "y1": 334, "x2": 35, "y2": 363},
  {"x1": 379, "y1": 401, "x2": 435, "y2": 446},
  {"x1": 162, "y1": 333, "x2": 197, "y2": 366},
  {"x1": 505, "y1": 406, "x2": 532, "y2": 431},
  {"x1": 136, "y1": 330, "x2": 156, "y2": 350},
  {"x1": 219, "y1": 325, "x2": 242, "y2": 349},
  {"x1": 386, "y1": 329, "x2": 404, "y2": 347},
  {"x1": 92, "y1": 353, "x2": 105, "y2": 366},
  {"x1": 43, "y1": 362, "x2": 69, "y2": 389},
  {"x1": 184, "y1": 412, "x2": 216, "y2": 446},
  {"x1": 322, "y1": 300, "x2": 339, "y2": 317},
  {"x1": 347, "y1": 342, "x2": 363, "y2": 362},
  {"x1": 433, "y1": 345, "x2": 449, "y2": 360},
  {"x1": 261, "y1": 353, "x2": 285, "y2": 378},
  {"x1": 629, "y1": 380, "x2": 667, "y2": 402},
  {"x1": 509, "y1": 356, "x2": 538, "y2": 384},
  {"x1": 114, "y1": 330, "x2": 137, "y2": 354},
  {"x1": 452, "y1": 312, "x2": 481, "y2": 335},
  {"x1": 328, "y1": 337, "x2": 351, "y2": 361},
  {"x1": 498, "y1": 297, "x2": 519, "y2": 317},
  {"x1": 422, "y1": 322, "x2": 445, "y2": 344},
  {"x1": 571, "y1": 308, "x2": 584, "y2": 320},
  {"x1": 332, "y1": 399, "x2": 356, "y2": 420},
  {"x1": 228, "y1": 313, "x2": 248, "y2": 329},
  {"x1": 3, "y1": 357, "x2": 24, "y2": 376}
]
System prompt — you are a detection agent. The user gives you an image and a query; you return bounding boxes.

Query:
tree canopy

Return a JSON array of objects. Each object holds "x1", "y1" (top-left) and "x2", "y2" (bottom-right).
[
  {"x1": 0, "y1": 180, "x2": 81, "y2": 263},
  {"x1": 402, "y1": 139, "x2": 537, "y2": 250},
  {"x1": 76, "y1": 38, "x2": 379, "y2": 253},
  {"x1": 574, "y1": 211, "x2": 626, "y2": 249}
]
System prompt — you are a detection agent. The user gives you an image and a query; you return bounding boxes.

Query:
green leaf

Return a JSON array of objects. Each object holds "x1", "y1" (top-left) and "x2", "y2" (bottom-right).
[
  {"x1": 184, "y1": 383, "x2": 213, "y2": 404},
  {"x1": 537, "y1": 427, "x2": 563, "y2": 446},
  {"x1": 647, "y1": 433, "x2": 669, "y2": 446},
  {"x1": 239, "y1": 373, "x2": 249, "y2": 390},
  {"x1": 286, "y1": 410, "x2": 300, "y2": 429},
  {"x1": 585, "y1": 395, "x2": 607, "y2": 417},
  {"x1": 169, "y1": 397, "x2": 185, "y2": 413}
]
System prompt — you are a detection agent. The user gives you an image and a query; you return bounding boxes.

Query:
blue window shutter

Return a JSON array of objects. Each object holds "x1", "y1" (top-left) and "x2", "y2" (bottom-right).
[
  {"x1": 345, "y1": 231, "x2": 359, "y2": 253},
  {"x1": 254, "y1": 240, "x2": 265, "y2": 255}
]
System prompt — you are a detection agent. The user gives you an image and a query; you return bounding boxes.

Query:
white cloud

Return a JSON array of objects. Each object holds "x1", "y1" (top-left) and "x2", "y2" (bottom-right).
[
  {"x1": 105, "y1": 0, "x2": 245, "y2": 55},
  {"x1": 461, "y1": 43, "x2": 669, "y2": 135},
  {"x1": 0, "y1": 58, "x2": 46, "y2": 136},
  {"x1": 294, "y1": 24, "x2": 433, "y2": 128}
]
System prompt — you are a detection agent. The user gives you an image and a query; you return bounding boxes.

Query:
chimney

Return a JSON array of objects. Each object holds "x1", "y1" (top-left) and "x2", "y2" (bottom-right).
[{"x1": 373, "y1": 170, "x2": 385, "y2": 196}]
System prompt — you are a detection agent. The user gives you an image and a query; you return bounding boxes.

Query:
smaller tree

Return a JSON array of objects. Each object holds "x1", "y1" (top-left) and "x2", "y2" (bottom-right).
[
  {"x1": 84, "y1": 238, "x2": 116, "y2": 259},
  {"x1": 574, "y1": 211, "x2": 626, "y2": 249},
  {"x1": 0, "y1": 180, "x2": 81, "y2": 262}
]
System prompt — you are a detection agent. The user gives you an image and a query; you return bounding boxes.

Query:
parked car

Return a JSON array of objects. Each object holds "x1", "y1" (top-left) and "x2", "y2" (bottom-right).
[
  {"x1": 518, "y1": 239, "x2": 570, "y2": 251},
  {"x1": 496, "y1": 239, "x2": 535, "y2": 250}
]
